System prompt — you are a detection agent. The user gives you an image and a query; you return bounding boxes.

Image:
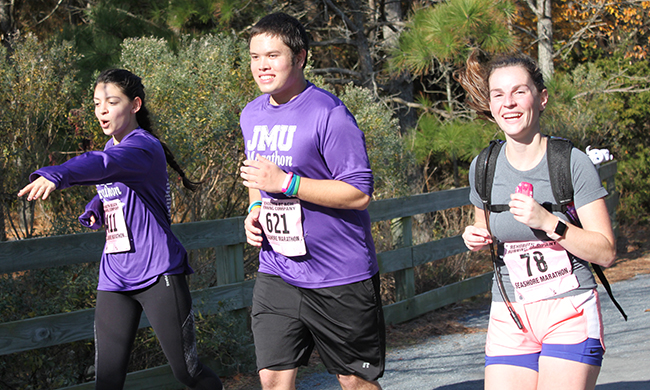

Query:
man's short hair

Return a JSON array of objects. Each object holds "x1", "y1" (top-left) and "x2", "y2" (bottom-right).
[{"x1": 249, "y1": 12, "x2": 309, "y2": 69}]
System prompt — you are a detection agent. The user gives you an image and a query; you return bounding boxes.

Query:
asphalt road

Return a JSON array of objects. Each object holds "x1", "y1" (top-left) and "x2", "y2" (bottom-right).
[{"x1": 296, "y1": 273, "x2": 650, "y2": 389}]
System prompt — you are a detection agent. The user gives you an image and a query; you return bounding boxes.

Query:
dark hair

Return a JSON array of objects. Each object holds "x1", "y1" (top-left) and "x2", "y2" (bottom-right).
[
  {"x1": 94, "y1": 69, "x2": 200, "y2": 191},
  {"x1": 454, "y1": 50, "x2": 546, "y2": 121},
  {"x1": 249, "y1": 12, "x2": 309, "y2": 69}
]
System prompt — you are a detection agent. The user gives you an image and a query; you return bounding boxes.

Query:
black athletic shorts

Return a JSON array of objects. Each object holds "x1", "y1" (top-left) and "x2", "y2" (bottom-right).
[{"x1": 251, "y1": 272, "x2": 385, "y2": 381}]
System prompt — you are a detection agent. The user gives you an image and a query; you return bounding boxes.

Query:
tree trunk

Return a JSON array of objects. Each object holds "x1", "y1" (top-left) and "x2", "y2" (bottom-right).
[
  {"x1": 0, "y1": 162, "x2": 6, "y2": 241},
  {"x1": 0, "y1": 0, "x2": 15, "y2": 47},
  {"x1": 383, "y1": 0, "x2": 417, "y2": 131},
  {"x1": 346, "y1": 0, "x2": 374, "y2": 86},
  {"x1": 0, "y1": 0, "x2": 13, "y2": 239},
  {"x1": 383, "y1": 0, "x2": 401, "y2": 47},
  {"x1": 0, "y1": 0, "x2": 11, "y2": 32},
  {"x1": 537, "y1": 0, "x2": 554, "y2": 80}
]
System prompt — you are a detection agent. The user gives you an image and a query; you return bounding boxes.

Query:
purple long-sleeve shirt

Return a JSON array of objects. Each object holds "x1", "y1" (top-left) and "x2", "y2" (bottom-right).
[
  {"x1": 31, "y1": 128, "x2": 191, "y2": 291},
  {"x1": 241, "y1": 82, "x2": 378, "y2": 288}
]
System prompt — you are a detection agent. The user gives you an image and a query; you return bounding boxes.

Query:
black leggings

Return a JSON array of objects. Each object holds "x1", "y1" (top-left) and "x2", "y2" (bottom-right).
[{"x1": 94, "y1": 274, "x2": 222, "y2": 390}]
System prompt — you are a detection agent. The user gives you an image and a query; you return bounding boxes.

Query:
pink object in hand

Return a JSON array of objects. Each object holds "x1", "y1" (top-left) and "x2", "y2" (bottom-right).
[{"x1": 516, "y1": 182, "x2": 533, "y2": 197}]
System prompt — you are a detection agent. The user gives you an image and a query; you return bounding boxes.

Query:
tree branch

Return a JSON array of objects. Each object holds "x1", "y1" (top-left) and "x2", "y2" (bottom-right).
[
  {"x1": 310, "y1": 38, "x2": 356, "y2": 46},
  {"x1": 573, "y1": 86, "x2": 650, "y2": 99},
  {"x1": 555, "y1": 3, "x2": 607, "y2": 59},
  {"x1": 323, "y1": 0, "x2": 357, "y2": 32},
  {"x1": 322, "y1": 77, "x2": 361, "y2": 86},
  {"x1": 310, "y1": 67, "x2": 362, "y2": 78},
  {"x1": 384, "y1": 97, "x2": 454, "y2": 119},
  {"x1": 524, "y1": 0, "x2": 540, "y2": 16},
  {"x1": 113, "y1": 7, "x2": 165, "y2": 30},
  {"x1": 513, "y1": 24, "x2": 538, "y2": 41},
  {"x1": 35, "y1": 0, "x2": 64, "y2": 25}
]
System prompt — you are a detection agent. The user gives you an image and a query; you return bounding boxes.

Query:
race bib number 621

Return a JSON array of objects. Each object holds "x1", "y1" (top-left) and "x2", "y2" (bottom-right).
[{"x1": 260, "y1": 198, "x2": 306, "y2": 257}]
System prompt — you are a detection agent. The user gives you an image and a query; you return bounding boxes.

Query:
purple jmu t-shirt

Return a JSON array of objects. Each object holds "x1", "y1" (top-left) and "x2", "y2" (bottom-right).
[
  {"x1": 31, "y1": 128, "x2": 192, "y2": 292},
  {"x1": 241, "y1": 82, "x2": 378, "y2": 288}
]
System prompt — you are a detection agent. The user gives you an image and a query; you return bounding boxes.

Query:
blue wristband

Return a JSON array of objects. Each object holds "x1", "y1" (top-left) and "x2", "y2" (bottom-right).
[{"x1": 247, "y1": 200, "x2": 262, "y2": 213}]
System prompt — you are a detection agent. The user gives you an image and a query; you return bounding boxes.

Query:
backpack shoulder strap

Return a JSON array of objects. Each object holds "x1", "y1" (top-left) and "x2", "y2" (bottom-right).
[
  {"x1": 547, "y1": 137, "x2": 575, "y2": 210},
  {"x1": 593, "y1": 263, "x2": 628, "y2": 320},
  {"x1": 475, "y1": 140, "x2": 505, "y2": 211},
  {"x1": 546, "y1": 137, "x2": 627, "y2": 320},
  {"x1": 476, "y1": 137, "x2": 574, "y2": 213}
]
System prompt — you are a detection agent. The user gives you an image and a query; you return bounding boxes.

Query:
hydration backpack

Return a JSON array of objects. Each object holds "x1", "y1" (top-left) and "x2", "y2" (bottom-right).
[{"x1": 475, "y1": 138, "x2": 627, "y2": 320}]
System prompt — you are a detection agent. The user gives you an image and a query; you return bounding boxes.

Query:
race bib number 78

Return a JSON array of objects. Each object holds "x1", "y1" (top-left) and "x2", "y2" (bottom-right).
[{"x1": 503, "y1": 240, "x2": 579, "y2": 303}]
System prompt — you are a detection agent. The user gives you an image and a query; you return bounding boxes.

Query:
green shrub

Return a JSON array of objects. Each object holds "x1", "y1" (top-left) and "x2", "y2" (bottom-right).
[
  {"x1": 617, "y1": 148, "x2": 650, "y2": 224},
  {"x1": 119, "y1": 34, "x2": 257, "y2": 222},
  {"x1": 0, "y1": 35, "x2": 85, "y2": 240},
  {"x1": 336, "y1": 82, "x2": 417, "y2": 199}
]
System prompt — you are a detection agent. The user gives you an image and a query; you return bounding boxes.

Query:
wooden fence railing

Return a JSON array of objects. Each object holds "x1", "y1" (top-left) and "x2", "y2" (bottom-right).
[{"x1": 0, "y1": 161, "x2": 618, "y2": 389}]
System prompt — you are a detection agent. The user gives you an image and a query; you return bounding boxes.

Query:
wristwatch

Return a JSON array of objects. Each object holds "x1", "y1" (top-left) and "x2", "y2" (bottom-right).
[{"x1": 548, "y1": 218, "x2": 568, "y2": 241}]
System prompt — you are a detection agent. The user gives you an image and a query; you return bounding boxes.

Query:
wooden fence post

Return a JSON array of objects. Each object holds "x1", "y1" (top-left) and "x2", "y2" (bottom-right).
[
  {"x1": 214, "y1": 242, "x2": 247, "y2": 323},
  {"x1": 211, "y1": 242, "x2": 250, "y2": 375},
  {"x1": 391, "y1": 216, "x2": 415, "y2": 302},
  {"x1": 215, "y1": 244, "x2": 245, "y2": 286}
]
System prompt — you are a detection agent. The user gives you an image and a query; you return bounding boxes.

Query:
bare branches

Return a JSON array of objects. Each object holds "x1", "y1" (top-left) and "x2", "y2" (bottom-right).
[
  {"x1": 554, "y1": 1, "x2": 607, "y2": 60},
  {"x1": 322, "y1": 77, "x2": 361, "y2": 85},
  {"x1": 385, "y1": 97, "x2": 455, "y2": 119},
  {"x1": 571, "y1": 67, "x2": 650, "y2": 99},
  {"x1": 113, "y1": 7, "x2": 165, "y2": 30},
  {"x1": 35, "y1": 0, "x2": 64, "y2": 26},
  {"x1": 310, "y1": 67, "x2": 363, "y2": 78},
  {"x1": 310, "y1": 38, "x2": 355, "y2": 46},
  {"x1": 523, "y1": 0, "x2": 540, "y2": 16},
  {"x1": 574, "y1": 86, "x2": 650, "y2": 99},
  {"x1": 323, "y1": 0, "x2": 357, "y2": 32}
]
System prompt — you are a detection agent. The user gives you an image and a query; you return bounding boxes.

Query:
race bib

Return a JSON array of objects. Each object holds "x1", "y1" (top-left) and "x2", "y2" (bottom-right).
[
  {"x1": 503, "y1": 240, "x2": 579, "y2": 303},
  {"x1": 260, "y1": 198, "x2": 306, "y2": 257},
  {"x1": 103, "y1": 199, "x2": 131, "y2": 254}
]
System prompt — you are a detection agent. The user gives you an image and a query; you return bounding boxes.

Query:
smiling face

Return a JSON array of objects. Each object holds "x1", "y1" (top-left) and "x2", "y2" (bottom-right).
[
  {"x1": 488, "y1": 65, "x2": 548, "y2": 141},
  {"x1": 249, "y1": 33, "x2": 306, "y2": 105},
  {"x1": 94, "y1": 82, "x2": 141, "y2": 144}
]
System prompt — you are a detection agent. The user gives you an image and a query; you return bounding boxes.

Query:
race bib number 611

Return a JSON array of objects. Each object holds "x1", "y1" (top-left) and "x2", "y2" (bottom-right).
[{"x1": 103, "y1": 199, "x2": 131, "y2": 254}]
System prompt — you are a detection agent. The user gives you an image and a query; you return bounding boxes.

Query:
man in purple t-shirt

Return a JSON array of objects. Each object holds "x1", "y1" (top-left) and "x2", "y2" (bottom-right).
[{"x1": 239, "y1": 12, "x2": 385, "y2": 390}]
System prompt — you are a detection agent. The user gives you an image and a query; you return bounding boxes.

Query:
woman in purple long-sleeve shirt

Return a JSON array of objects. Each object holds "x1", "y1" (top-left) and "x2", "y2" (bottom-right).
[{"x1": 18, "y1": 69, "x2": 222, "y2": 390}]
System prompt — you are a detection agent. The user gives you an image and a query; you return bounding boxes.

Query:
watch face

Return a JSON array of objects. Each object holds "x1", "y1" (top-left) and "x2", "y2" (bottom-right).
[{"x1": 555, "y1": 219, "x2": 568, "y2": 237}]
